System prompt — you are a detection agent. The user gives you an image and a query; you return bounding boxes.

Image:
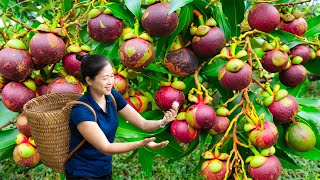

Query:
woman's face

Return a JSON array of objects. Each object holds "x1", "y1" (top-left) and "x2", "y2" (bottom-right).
[{"x1": 88, "y1": 64, "x2": 114, "y2": 95}]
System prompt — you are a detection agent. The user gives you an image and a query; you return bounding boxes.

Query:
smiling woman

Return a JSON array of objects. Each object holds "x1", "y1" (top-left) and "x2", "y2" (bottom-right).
[{"x1": 64, "y1": 53, "x2": 179, "y2": 179}]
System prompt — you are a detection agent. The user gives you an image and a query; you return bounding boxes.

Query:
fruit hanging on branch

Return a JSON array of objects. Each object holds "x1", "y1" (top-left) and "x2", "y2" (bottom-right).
[
  {"x1": 208, "y1": 107, "x2": 230, "y2": 135},
  {"x1": 1, "y1": 82, "x2": 36, "y2": 112},
  {"x1": 278, "y1": 8, "x2": 307, "y2": 36},
  {"x1": 164, "y1": 36, "x2": 199, "y2": 77},
  {"x1": 0, "y1": 39, "x2": 33, "y2": 81},
  {"x1": 248, "y1": 3, "x2": 280, "y2": 33},
  {"x1": 124, "y1": 88, "x2": 150, "y2": 113},
  {"x1": 170, "y1": 112, "x2": 200, "y2": 144},
  {"x1": 113, "y1": 65, "x2": 129, "y2": 95},
  {"x1": 13, "y1": 143, "x2": 40, "y2": 168},
  {"x1": 154, "y1": 77, "x2": 185, "y2": 111},
  {"x1": 261, "y1": 41, "x2": 289, "y2": 73},
  {"x1": 279, "y1": 60, "x2": 307, "y2": 88},
  {"x1": 290, "y1": 44, "x2": 311, "y2": 64},
  {"x1": 191, "y1": 12, "x2": 226, "y2": 58},
  {"x1": 119, "y1": 24, "x2": 155, "y2": 70},
  {"x1": 87, "y1": 8, "x2": 123, "y2": 42},
  {"x1": 262, "y1": 84, "x2": 298, "y2": 124},
  {"x1": 15, "y1": 113, "x2": 31, "y2": 137},
  {"x1": 141, "y1": 2, "x2": 178, "y2": 37},
  {"x1": 29, "y1": 24, "x2": 66, "y2": 69},
  {"x1": 285, "y1": 122, "x2": 316, "y2": 152},
  {"x1": 47, "y1": 72, "x2": 82, "y2": 94}
]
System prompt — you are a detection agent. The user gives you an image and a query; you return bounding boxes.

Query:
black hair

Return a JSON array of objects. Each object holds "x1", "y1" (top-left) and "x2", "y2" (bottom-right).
[{"x1": 76, "y1": 53, "x2": 113, "y2": 82}]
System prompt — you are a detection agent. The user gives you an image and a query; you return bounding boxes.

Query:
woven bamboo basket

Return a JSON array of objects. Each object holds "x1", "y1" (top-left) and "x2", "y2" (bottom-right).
[{"x1": 23, "y1": 92, "x2": 83, "y2": 173}]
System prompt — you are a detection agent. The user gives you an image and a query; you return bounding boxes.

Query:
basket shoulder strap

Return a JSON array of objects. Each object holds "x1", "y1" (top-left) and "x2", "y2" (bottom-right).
[{"x1": 109, "y1": 93, "x2": 117, "y2": 112}]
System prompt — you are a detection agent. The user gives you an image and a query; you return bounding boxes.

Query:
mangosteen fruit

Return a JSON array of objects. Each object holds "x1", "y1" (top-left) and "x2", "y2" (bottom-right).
[
  {"x1": 154, "y1": 86, "x2": 185, "y2": 111},
  {"x1": 119, "y1": 38, "x2": 155, "y2": 69},
  {"x1": 141, "y1": 2, "x2": 178, "y2": 37},
  {"x1": 164, "y1": 48, "x2": 199, "y2": 77},
  {"x1": 279, "y1": 64, "x2": 307, "y2": 87},
  {"x1": 261, "y1": 49, "x2": 288, "y2": 73},
  {"x1": 285, "y1": 122, "x2": 316, "y2": 152},
  {"x1": 268, "y1": 95, "x2": 298, "y2": 124},
  {"x1": 279, "y1": 17, "x2": 307, "y2": 36},
  {"x1": 248, "y1": 3, "x2": 280, "y2": 33},
  {"x1": 88, "y1": 14, "x2": 123, "y2": 42}
]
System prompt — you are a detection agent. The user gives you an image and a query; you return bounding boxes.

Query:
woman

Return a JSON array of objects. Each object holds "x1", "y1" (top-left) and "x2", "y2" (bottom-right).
[{"x1": 65, "y1": 54, "x2": 178, "y2": 179}]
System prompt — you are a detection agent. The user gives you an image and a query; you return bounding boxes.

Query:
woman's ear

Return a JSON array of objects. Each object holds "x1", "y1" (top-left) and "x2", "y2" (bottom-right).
[{"x1": 85, "y1": 76, "x2": 92, "y2": 86}]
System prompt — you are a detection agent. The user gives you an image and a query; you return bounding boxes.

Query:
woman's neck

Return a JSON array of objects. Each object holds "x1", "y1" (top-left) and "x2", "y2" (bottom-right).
[{"x1": 89, "y1": 88, "x2": 105, "y2": 104}]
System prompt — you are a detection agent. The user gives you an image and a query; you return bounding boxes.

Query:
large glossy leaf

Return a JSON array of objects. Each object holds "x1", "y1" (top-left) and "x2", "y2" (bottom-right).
[
  {"x1": 138, "y1": 148, "x2": 153, "y2": 177},
  {"x1": 167, "y1": 137, "x2": 199, "y2": 163},
  {"x1": 274, "y1": 148, "x2": 300, "y2": 169},
  {"x1": 305, "y1": 15, "x2": 320, "y2": 38},
  {"x1": 286, "y1": 78, "x2": 309, "y2": 98},
  {"x1": 191, "y1": 0, "x2": 212, "y2": 20},
  {"x1": 116, "y1": 110, "x2": 165, "y2": 138},
  {"x1": 0, "y1": 144, "x2": 15, "y2": 161},
  {"x1": 270, "y1": 30, "x2": 305, "y2": 48},
  {"x1": 144, "y1": 63, "x2": 171, "y2": 74},
  {"x1": 0, "y1": 128, "x2": 19, "y2": 150},
  {"x1": 201, "y1": 58, "x2": 226, "y2": 77},
  {"x1": 124, "y1": 0, "x2": 141, "y2": 19},
  {"x1": 221, "y1": 0, "x2": 245, "y2": 37},
  {"x1": 297, "y1": 105, "x2": 320, "y2": 132},
  {"x1": 0, "y1": 100, "x2": 19, "y2": 126},
  {"x1": 297, "y1": 98, "x2": 320, "y2": 108},
  {"x1": 211, "y1": 2, "x2": 231, "y2": 41},
  {"x1": 152, "y1": 131, "x2": 184, "y2": 158},
  {"x1": 304, "y1": 58, "x2": 320, "y2": 76},
  {"x1": 0, "y1": 0, "x2": 9, "y2": 12},
  {"x1": 166, "y1": 5, "x2": 193, "y2": 55},
  {"x1": 93, "y1": 40, "x2": 120, "y2": 66},
  {"x1": 168, "y1": 0, "x2": 193, "y2": 14},
  {"x1": 62, "y1": 0, "x2": 72, "y2": 14},
  {"x1": 106, "y1": 3, "x2": 135, "y2": 26}
]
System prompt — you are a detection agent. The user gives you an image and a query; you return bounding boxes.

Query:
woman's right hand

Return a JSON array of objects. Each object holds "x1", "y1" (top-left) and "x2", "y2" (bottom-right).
[{"x1": 140, "y1": 137, "x2": 169, "y2": 149}]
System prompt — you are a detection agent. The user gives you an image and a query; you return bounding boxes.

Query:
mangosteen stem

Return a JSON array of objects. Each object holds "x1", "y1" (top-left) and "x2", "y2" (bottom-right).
[
  {"x1": 250, "y1": 145, "x2": 260, "y2": 156},
  {"x1": 0, "y1": 30, "x2": 7, "y2": 43},
  {"x1": 229, "y1": 100, "x2": 243, "y2": 115},
  {"x1": 260, "y1": 119, "x2": 265, "y2": 131},
  {"x1": 208, "y1": 54, "x2": 226, "y2": 65},
  {"x1": 230, "y1": 43, "x2": 237, "y2": 58},
  {"x1": 5, "y1": 13, "x2": 33, "y2": 31},
  {"x1": 134, "y1": 18, "x2": 140, "y2": 37},
  {"x1": 214, "y1": 143, "x2": 221, "y2": 157},
  {"x1": 193, "y1": 10, "x2": 205, "y2": 26},
  {"x1": 252, "y1": 78, "x2": 266, "y2": 90},
  {"x1": 222, "y1": 92, "x2": 241, "y2": 107}
]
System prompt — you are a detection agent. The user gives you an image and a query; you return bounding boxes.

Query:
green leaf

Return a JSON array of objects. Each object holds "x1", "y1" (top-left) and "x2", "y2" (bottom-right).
[
  {"x1": 0, "y1": 144, "x2": 15, "y2": 161},
  {"x1": 197, "y1": 132, "x2": 209, "y2": 158},
  {"x1": 166, "y1": 5, "x2": 193, "y2": 55},
  {"x1": 248, "y1": 92, "x2": 273, "y2": 122},
  {"x1": 212, "y1": 2, "x2": 231, "y2": 41},
  {"x1": 183, "y1": 75, "x2": 196, "y2": 95},
  {"x1": 106, "y1": 3, "x2": 135, "y2": 26},
  {"x1": 138, "y1": 148, "x2": 153, "y2": 177},
  {"x1": 270, "y1": 30, "x2": 305, "y2": 48},
  {"x1": 152, "y1": 130, "x2": 184, "y2": 158},
  {"x1": 285, "y1": 78, "x2": 309, "y2": 98},
  {"x1": 168, "y1": 0, "x2": 193, "y2": 14},
  {"x1": 92, "y1": 39, "x2": 120, "y2": 66},
  {"x1": 191, "y1": 0, "x2": 212, "y2": 20},
  {"x1": 144, "y1": 63, "x2": 171, "y2": 74},
  {"x1": 297, "y1": 98, "x2": 320, "y2": 108},
  {"x1": 124, "y1": 0, "x2": 141, "y2": 19},
  {"x1": 0, "y1": 100, "x2": 19, "y2": 126},
  {"x1": 116, "y1": 110, "x2": 165, "y2": 138},
  {"x1": 139, "y1": 71, "x2": 168, "y2": 82},
  {"x1": 201, "y1": 58, "x2": 226, "y2": 77},
  {"x1": 304, "y1": 58, "x2": 320, "y2": 76},
  {"x1": 221, "y1": 0, "x2": 245, "y2": 37},
  {"x1": 62, "y1": 0, "x2": 72, "y2": 14},
  {"x1": 0, "y1": 128, "x2": 19, "y2": 150},
  {"x1": 167, "y1": 137, "x2": 199, "y2": 163},
  {"x1": 305, "y1": 15, "x2": 320, "y2": 38},
  {"x1": 274, "y1": 148, "x2": 300, "y2": 169},
  {"x1": 297, "y1": 105, "x2": 320, "y2": 131},
  {"x1": 155, "y1": 37, "x2": 168, "y2": 60},
  {"x1": 0, "y1": 0, "x2": 9, "y2": 12}
]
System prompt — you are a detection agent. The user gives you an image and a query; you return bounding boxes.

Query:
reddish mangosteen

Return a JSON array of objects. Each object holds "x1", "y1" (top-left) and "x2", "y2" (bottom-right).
[
  {"x1": 290, "y1": 45, "x2": 311, "y2": 64},
  {"x1": 141, "y1": 2, "x2": 178, "y2": 37},
  {"x1": 285, "y1": 122, "x2": 316, "y2": 152},
  {"x1": 62, "y1": 52, "x2": 87, "y2": 78},
  {"x1": 279, "y1": 17, "x2": 307, "y2": 36},
  {"x1": 113, "y1": 74, "x2": 128, "y2": 95},
  {"x1": 0, "y1": 47, "x2": 33, "y2": 81},
  {"x1": 47, "y1": 76, "x2": 82, "y2": 94},
  {"x1": 268, "y1": 95, "x2": 298, "y2": 124},
  {"x1": 186, "y1": 104, "x2": 216, "y2": 129},
  {"x1": 29, "y1": 32, "x2": 66, "y2": 65},
  {"x1": 16, "y1": 113, "x2": 31, "y2": 137},
  {"x1": 164, "y1": 48, "x2": 199, "y2": 77},
  {"x1": 2, "y1": 82, "x2": 36, "y2": 112},
  {"x1": 279, "y1": 64, "x2": 307, "y2": 88},
  {"x1": 208, "y1": 116, "x2": 230, "y2": 135},
  {"x1": 13, "y1": 144, "x2": 40, "y2": 167},
  {"x1": 88, "y1": 14, "x2": 123, "y2": 42},
  {"x1": 154, "y1": 86, "x2": 185, "y2": 111},
  {"x1": 125, "y1": 92, "x2": 149, "y2": 113},
  {"x1": 201, "y1": 159, "x2": 230, "y2": 180},
  {"x1": 248, "y1": 155, "x2": 282, "y2": 180},
  {"x1": 261, "y1": 49, "x2": 288, "y2": 73},
  {"x1": 218, "y1": 60, "x2": 252, "y2": 91},
  {"x1": 192, "y1": 27, "x2": 226, "y2": 58},
  {"x1": 36, "y1": 84, "x2": 48, "y2": 96},
  {"x1": 119, "y1": 38, "x2": 154, "y2": 69},
  {"x1": 249, "y1": 121, "x2": 279, "y2": 148},
  {"x1": 170, "y1": 113, "x2": 200, "y2": 144},
  {"x1": 248, "y1": 3, "x2": 280, "y2": 33}
]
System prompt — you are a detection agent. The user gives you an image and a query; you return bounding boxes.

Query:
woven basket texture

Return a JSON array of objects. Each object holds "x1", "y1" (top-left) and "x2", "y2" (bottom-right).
[{"x1": 23, "y1": 92, "x2": 82, "y2": 173}]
